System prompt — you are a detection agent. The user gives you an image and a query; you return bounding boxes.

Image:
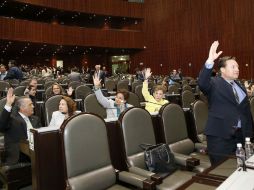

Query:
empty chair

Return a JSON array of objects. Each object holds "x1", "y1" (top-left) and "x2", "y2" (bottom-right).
[
  {"x1": 45, "y1": 86, "x2": 53, "y2": 100},
  {"x1": 13, "y1": 86, "x2": 26, "y2": 96},
  {"x1": 0, "y1": 81, "x2": 10, "y2": 96},
  {"x1": 105, "y1": 79, "x2": 116, "y2": 91},
  {"x1": 20, "y1": 80, "x2": 29, "y2": 87},
  {"x1": 60, "y1": 113, "x2": 151, "y2": 190},
  {"x1": 159, "y1": 103, "x2": 211, "y2": 172},
  {"x1": 181, "y1": 90, "x2": 195, "y2": 108},
  {"x1": 75, "y1": 85, "x2": 93, "y2": 99},
  {"x1": 44, "y1": 81, "x2": 55, "y2": 90},
  {"x1": 131, "y1": 81, "x2": 142, "y2": 92},
  {"x1": 68, "y1": 81, "x2": 83, "y2": 90},
  {"x1": 190, "y1": 100, "x2": 208, "y2": 145},
  {"x1": 182, "y1": 85, "x2": 193, "y2": 92},
  {"x1": 45, "y1": 95, "x2": 62, "y2": 125},
  {"x1": 127, "y1": 92, "x2": 140, "y2": 107},
  {"x1": 117, "y1": 80, "x2": 129, "y2": 91},
  {"x1": 119, "y1": 107, "x2": 194, "y2": 190},
  {"x1": 167, "y1": 85, "x2": 179, "y2": 94},
  {"x1": 84, "y1": 94, "x2": 107, "y2": 119}
]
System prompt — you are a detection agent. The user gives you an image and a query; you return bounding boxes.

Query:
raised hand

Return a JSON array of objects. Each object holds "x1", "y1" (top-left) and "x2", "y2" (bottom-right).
[
  {"x1": 6, "y1": 88, "x2": 15, "y2": 107},
  {"x1": 66, "y1": 86, "x2": 73, "y2": 96},
  {"x1": 93, "y1": 75, "x2": 101, "y2": 88},
  {"x1": 144, "y1": 68, "x2": 152, "y2": 80},
  {"x1": 208, "y1": 41, "x2": 223, "y2": 61}
]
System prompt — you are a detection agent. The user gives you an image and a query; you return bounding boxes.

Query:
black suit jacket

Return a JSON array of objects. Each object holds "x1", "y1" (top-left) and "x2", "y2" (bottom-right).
[
  {"x1": 198, "y1": 65, "x2": 253, "y2": 139},
  {"x1": 0, "y1": 109, "x2": 41, "y2": 164}
]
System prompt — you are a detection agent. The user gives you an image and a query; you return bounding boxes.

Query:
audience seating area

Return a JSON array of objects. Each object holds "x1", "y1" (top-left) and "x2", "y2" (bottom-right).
[{"x1": 0, "y1": 75, "x2": 246, "y2": 189}]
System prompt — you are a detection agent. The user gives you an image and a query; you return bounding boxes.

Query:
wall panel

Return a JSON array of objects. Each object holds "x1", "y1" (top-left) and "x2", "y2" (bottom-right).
[
  {"x1": 0, "y1": 17, "x2": 144, "y2": 49},
  {"x1": 15, "y1": 0, "x2": 144, "y2": 18},
  {"x1": 132, "y1": 0, "x2": 254, "y2": 79}
]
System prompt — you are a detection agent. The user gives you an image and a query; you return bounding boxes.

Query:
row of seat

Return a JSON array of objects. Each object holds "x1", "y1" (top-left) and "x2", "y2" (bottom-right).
[{"x1": 60, "y1": 101, "x2": 211, "y2": 190}]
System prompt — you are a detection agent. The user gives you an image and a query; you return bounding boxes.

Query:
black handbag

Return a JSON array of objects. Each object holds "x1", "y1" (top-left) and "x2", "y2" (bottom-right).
[{"x1": 139, "y1": 143, "x2": 177, "y2": 175}]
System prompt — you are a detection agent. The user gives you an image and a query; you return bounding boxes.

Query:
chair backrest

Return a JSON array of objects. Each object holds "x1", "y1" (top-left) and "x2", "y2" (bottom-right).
[
  {"x1": 250, "y1": 96, "x2": 254, "y2": 122},
  {"x1": 168, "y1": 85, "x2": 179, "y2": 94},
  {"x1": 61, "y1": 113, "x2": 116, "y2": 190},
  {"x1": 182, "y1": 85, "x2": 193, "y2": 92},
  {"x1": 117, "y1": 80, "x2": 129, "y2": 91},
  {"x1": 20, "y1": 80, "x2": 29, "y2": 87},
  {"x1": 127, "y1": 92, "x2": 140, "y2": 107},
  {"x1": 120, "y1": 107, "x2": 156, "y2": 169},
  {"x1": 0, "y1": 81, "x2": 10, "y2": 91},
  {"x1": 84, "y1": 94, "x2": 107, "y2": 119},
  {"x1": 7, "y1": 79, "x2": 20, "y2": 85},
  {"x1": 105, "y1": 80, "x2": 116, "y2": 91},
  {"x1": 44, "y1": 81, "x2": 55, "y2": 90},
  {"x1": 159, "y1": 103, "x2": 194, "y2": 155},
  {"x1": 69, "y1": 81, "x2": 83, "y2": 89},
  {"x1": 131, "y1": 81, "x2": 142, "y2": 92},
  {"x1": 45, "y1": 87, "x2": 53, "y2": 99},
  {"x1": 181, "y1": 90, "x2": 195, "y2": 108},
  {"x1": 13, "y1": 86, "x2": 26, "y2": 96},
  {"x1": 134, "y1": 85, "x2": 145, "y2": 102},
  {"x1": 45, "y1": 95, "x2": 62, "y2": 125},
  {"x1": 0, "y1": 97, "x2": 7, "y2": 114},
  {"x1": 75, "y1": 85, "x2": 93, "y2": 99},
  {"x1": 191, "y1": 100, "x2": 208, "y2": 136}
]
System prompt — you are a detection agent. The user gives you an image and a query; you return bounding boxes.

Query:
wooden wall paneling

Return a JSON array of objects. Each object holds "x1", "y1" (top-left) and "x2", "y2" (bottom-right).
[
  {"x1": 15, "y1": 0, "x2": 144, "y2": 18},
  {"x1": 0, "y1": 17, "x2": 144, "y2": 49},
  {"x1": 132, "y1": 0, "x2": 254, "y2": 79}
]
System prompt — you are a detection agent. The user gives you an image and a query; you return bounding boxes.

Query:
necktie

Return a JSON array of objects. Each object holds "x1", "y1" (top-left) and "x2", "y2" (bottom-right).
[
  {"x1": 230, "y1": 82, "x2": 240, "y2": 103},
  {"x1": 24, "y1": 117, "x2": 33, "y2": 141}
]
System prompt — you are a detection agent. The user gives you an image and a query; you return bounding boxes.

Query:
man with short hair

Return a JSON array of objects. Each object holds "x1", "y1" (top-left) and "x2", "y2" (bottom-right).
[
  {"x1": 198, "y1": 41, "x2": 253, "y2": 165},
  {"x1": 0, "y1": 64, "x2": 7, "y2": 80},
  {"x1": 0, "y1": 88, "x2": 41, "y2": 164},
  {"x1": 4, "y1": 60, "x2": 23, "y2": 81}
]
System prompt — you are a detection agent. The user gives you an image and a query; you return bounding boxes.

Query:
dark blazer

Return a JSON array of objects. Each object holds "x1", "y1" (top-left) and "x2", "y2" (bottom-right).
[
  {"x1": 198, "y1": 66, "x2": 253, "y2": 139},
  {"x1": 0, "y1": 109, "x2": 41, "y2": 164}
]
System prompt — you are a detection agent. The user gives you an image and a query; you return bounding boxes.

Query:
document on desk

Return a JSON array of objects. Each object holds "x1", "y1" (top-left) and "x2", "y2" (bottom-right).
[{"x1": 216, "y1": 167, "x2": 254, "y2": 190}]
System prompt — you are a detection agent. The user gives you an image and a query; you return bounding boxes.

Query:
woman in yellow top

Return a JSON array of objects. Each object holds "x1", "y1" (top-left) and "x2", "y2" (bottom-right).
[{"x1": 142, "y1": 68, "x2": 168, "y2": 113}]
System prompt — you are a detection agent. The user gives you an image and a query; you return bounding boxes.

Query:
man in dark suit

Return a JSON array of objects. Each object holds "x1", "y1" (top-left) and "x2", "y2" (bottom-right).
[
  {"x1": 94, "y1": 64, "x2": 106, "y2": 85},
  {"x1": 198, "y1": 41, "x2": 253, "y2": 165},
  {"x1": 0, "y1": 88, "x2": 41, "y2": 165}
]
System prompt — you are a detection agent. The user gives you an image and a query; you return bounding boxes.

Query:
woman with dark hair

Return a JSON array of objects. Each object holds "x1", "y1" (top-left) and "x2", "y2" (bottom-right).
[
  {"x1": 93, "y1": 75, "x2": 132, "y2": 119},
  {"x1": 24, "y1": 85, "x2": 37, "y2": 105},
  {"x1": 48, "y1": 96, "x2": 77, "y2": 128}
]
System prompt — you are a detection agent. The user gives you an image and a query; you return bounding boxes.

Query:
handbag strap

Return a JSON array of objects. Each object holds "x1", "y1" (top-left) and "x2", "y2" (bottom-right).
[{"x1": 139, "y1": 143, "x2": 164, "y2": 150}]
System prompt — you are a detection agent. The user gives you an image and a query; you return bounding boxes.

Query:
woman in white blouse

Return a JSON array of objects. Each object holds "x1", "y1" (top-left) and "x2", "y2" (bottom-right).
[{"x1": 48, "y1": 96, "x2": 77, "y2": 128}]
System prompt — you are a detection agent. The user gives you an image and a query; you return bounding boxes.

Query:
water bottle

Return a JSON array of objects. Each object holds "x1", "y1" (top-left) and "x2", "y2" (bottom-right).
[
  {"x1": 245, "y1": 137, "x2": 253, "y2": 160},
  {"x1": 236, "y1": 143, "x2": 245, "y2": 168}
]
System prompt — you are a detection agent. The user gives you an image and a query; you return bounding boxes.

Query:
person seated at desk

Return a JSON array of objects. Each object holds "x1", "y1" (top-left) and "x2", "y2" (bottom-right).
[
  {"x1": 0, "y1": 88, "x2": 41, "y2": 165},
  {"x1": 93, "y1": 75, "x2": 132, "y2": 119},
  {"x1": 142, "y1": 68, "x2": 168, "y2": 113},
  {"x1": 48, "y1": 96, "x2": 77, "y2": 128},
  {"x1": 50, "y1": 83, "x2": 73, "y2": 97}
]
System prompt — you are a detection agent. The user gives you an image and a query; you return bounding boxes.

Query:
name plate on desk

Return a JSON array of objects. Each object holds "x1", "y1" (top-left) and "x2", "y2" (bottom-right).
[{"x1": 216, "y1": 167, "x2": 254, "y2": 190}]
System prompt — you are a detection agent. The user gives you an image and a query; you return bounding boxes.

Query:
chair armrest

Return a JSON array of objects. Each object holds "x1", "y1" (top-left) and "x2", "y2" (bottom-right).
[
  {"x1": 173, "y1": 152, "x2": 200, "y2": 168},
  {"x1": 195, "y1": 143, "x2": 207, "y2": 154},
  {"x1": 128, "y1": 166, "x2": 162, "y2": 185},
  {"x1": 118, "y1": 171, "x2": 156, "y2": 190}
]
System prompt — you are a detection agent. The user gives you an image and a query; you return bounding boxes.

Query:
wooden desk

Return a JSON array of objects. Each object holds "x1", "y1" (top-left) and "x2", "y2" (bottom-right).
[
  {"x1": 30, "y1": 127, "x2": 65, "y2": 190},
  {"x1": 176, "y1": 175, "x2": 222, "y2": 190},
  {"x1": 197, "y1": 158, "x2": 236, "y2": 181}
]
